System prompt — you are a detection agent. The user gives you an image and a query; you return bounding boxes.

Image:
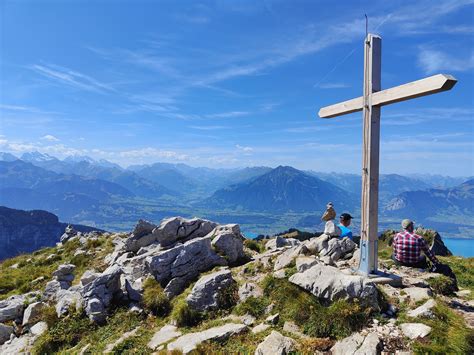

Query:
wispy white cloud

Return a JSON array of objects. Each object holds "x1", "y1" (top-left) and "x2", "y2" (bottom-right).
[
  {"x1": 118, "y1": 147, "x2": 189, "y2": 161},
  {"x1": 417, "y1": 47, "x2": 474, "y2": 74},
  {"x1": 316, "y1": 82, "x2": 351, "y2": 89},
  {"x1": 41, "y1": 134, "x2": 59, "y2": 142},
  {"x1": 189, "y1": 125, "x2": 228, "y2": 130},
  {"x1": 205, "y1": 111, "x2": 250, "y2": 119},
  {"x1": 236, "y1": 144, "x2": 253, "y2": 153},
  {"x1": 30, "y1": 64, "x2": 115, "y2": 93}
]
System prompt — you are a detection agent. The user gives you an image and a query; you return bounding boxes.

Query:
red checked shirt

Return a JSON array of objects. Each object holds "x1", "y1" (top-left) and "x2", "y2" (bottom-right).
[{"x1": 393, "y1": 230, "x2": 439, "y2": 265}]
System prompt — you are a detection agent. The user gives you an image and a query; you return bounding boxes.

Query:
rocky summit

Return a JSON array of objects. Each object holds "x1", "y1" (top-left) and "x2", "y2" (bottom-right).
[{"x1": 0, "y1": 217, "x2": 472, "y2": 354}]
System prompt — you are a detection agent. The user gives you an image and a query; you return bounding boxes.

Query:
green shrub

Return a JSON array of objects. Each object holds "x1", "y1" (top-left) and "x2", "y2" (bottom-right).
[
  {"x1": 412, "y1": 302, "x2": 473, "y2": 354},
  {"x1": 244, "y1": 239, "x2": 265, "y2": 253},
  {"x1": 262, "y1": 276, "x2": 371, "y2": 339},
  {"x1": 142, "y1": 278, "x2": 170, "y2": 316},
  {"x1": 428, "y1": 275, "x2": 458, "y2": 295},
  {"x1": 171, "y1": 298, "x2": 201, "y2": 327},
  {"x1": 440, "y1": 256, "x2": 474, "y2": 294},
  {"x1": 216, "y1": 282, "x2": 239, "y2": 310},
  {"x1": 234, "y1": 296, "x2": 270, "y2": 318},
  {"x1": 32, "y1": 311, "x2": 94, "y2": 354}
]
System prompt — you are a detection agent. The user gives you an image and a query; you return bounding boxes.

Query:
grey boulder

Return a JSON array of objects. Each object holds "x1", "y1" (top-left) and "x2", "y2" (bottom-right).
[
  {"x1": 0, "y1": 324, "x2": 14, "y2": 346},
  {"x1": 210, "y1": 224, "x2": 245, "y2": 264},
  {"x1": 255, "y1": 331, "x2": 295, "y2": 355},
  {"x1": 186, "y1": 269, "x2": 236, "y2": 311},
  {"x1": 331, "y1": 332, "x2": 381, "y2": 355},
  {"x1": 289, "y1": 264, "x2": 379, "y2": 309},
  {"x1": 146, "y1": 236, "x2": 226, "y2": 298}
]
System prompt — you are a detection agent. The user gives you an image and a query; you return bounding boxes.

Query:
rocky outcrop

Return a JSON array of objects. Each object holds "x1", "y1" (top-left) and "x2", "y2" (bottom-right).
[
  {"x1": 186, "y1": 269, "x2": 236, "y2": 311},
  {"x1": 81, "y1": 265, "x2": 123, "y2": 323},
  {"x1": 289, "y1": 264, "x2": 379, "y2": 309},
  {"x1": 145, "y1": 236, "x2": 226, "y2": 297},
  {"x1": 255, "y1": 331, "x2": 295, "y2": 355},
  {"x1": 210, "y1": 224, "x2": 246, "y2": 263},
  {"x1": 331, "y1": 332, "x2": 381, "y2": 355},
  {"x1": 265, "y1": 236, "x2": 300, "y2": 250},
  {"x1": 124, "y1": 220, "x2": 157, "y2": 253},
  {"x1": 0, "y1": 294, "x2": 29, "y2": 323}
]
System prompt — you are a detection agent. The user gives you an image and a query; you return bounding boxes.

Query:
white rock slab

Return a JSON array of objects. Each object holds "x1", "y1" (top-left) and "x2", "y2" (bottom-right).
[
  {"x1": 400, "y1": 323, "x2": 432, "y2": 339},
  {"x1": 167, "y1": 323, "x2": 247, "y2": 353},
  {"x1": 147, "y1": 325, "x2": 182, "y2": 350}
]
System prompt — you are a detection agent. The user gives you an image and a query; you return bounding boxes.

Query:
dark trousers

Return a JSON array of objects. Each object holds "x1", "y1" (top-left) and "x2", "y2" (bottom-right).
[{"x1": 392, "y1": 254, "x2": 429, "y2": 269}]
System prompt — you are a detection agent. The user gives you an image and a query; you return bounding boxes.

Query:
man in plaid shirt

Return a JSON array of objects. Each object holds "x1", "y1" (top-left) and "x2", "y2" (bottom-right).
[{"x1": 392, "y1": 219, "x2": 439, "y2": 268}]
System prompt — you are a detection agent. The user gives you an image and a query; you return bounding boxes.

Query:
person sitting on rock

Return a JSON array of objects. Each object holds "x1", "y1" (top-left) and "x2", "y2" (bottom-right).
[
  {"x1": 337, "y1": 213, "x2": 353, "y2": 240},
  {"x1": 392, "y1": 219, "x2": 440, "y2": 269}
]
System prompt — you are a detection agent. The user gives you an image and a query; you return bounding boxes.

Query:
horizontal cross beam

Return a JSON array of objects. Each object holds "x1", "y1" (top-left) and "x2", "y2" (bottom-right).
[{"x1": 318, "y1": 74, "x2": 457, "y2": 118}]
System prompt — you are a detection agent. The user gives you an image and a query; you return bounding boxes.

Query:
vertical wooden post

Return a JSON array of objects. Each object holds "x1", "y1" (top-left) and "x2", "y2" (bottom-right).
[{"x1": 359, "y1": 34, "x2": 381, "y2": 275}]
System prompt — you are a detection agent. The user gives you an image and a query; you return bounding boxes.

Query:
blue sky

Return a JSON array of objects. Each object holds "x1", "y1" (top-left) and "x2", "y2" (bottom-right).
[{"x1": 1, "y1": 0, "x2": 473, "y2": 176}]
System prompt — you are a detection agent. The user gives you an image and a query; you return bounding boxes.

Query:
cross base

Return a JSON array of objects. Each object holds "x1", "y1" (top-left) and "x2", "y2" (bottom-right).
[{"x1": 358, "y1": 239, "x2": 379, "y2": 275}]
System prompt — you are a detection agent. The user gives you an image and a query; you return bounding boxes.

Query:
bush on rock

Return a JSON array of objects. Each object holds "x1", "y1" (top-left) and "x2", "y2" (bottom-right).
[{"x1": 142, "y1": 278, "x2": 170, "y2": 316}]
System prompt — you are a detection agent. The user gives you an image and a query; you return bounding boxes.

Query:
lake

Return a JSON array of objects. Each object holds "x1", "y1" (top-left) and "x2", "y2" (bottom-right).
[{"x1": 443, "y1": 238, "x2": 474, "y2": 258}]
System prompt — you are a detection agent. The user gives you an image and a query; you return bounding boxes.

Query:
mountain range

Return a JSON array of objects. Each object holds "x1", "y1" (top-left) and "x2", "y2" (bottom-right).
[{"x1": 0, "y1": 151, "x2": 472, "y2": 237}]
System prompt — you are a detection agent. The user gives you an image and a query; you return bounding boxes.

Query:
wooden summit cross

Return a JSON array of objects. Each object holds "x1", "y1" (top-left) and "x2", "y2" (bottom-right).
[{"x1": 318, "y1": 34, "x2": 457, "y2": 275}]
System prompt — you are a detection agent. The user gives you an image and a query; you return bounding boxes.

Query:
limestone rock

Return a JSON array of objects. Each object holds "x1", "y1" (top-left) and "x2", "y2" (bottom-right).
[
  {"x1": 321, "y1": 203, "x2": 336, "y2": 221},
  {"x1": 320, "y1": 237, "x2": 356, "y2": 262},
  {"x1": 304, "y1": 234, "x2": 329, "y2": 254},
  {"x1": 274, "y1": 245, "x2": 308, "y2": 271},
  {"x1": 210, "y1": 224, "x2": 246, "y2": 263},
  {"x1": 289, "y1": 264, "x2": 379, "y2": 309},
  {"x1": 55, "y1": 290, "x2": 82, "y2": 317},
  {"x1": 44, "y1": 280, "x2": 70, "y2": 300},
  {"x1": 400, "y1": 323, "x2": 432, "y2": 339},
  {"x1": 238, "y1": 282, "x2": 263, "y2": 302},
  {"x1": 146, "y1": 236, "x2": 226, "y2": 298},
  {"x1": 331, "y1": 332, "x2": 381, "y2": 355},
  {"x1": 52, "y1": 264, "x2": 76, "y2": 283},
  {"x1": 81, "y1": 265, "x2": 123, "y2": 322},
  {"x1": 252, "y1": 323, "x2": 270, "y2": 334},
  {"x1": 124, "y1": 219, "x2": 157, "y2": 253},
  {"x1": 0, "y1": 324, "x2": 14, "y2": 346},
  {"x1": 323, "y1": 220, "x2": 341, "y2": 237},
  {"x1": 282, "y1": 321, "x2": 307, "y2": 338},
  {"x1": 265, "y1": 236, "x2": 300, "y2": 251},
  {"x1": 80, "y1": 270, "x2": 100, "y2": 286},
  {"x1": 408, "y1": 299, "x2": 436, "y2": 318},
  {"x1": 167, "y1": 323, "x2": 247, "y2": 353},
  {"x1": 0, "y1": 295, "x2": 25, "y2": 323},
  {"x1": 255, "y1": 330, "x2": 295, "y2": 355},
  {"x1": 30, "y1": 321, "x2": 48, "y2": 337},
  {"x1": 148, "y1": 324, "x2": 182, "y2": 350},
  {"x1": 295, "y1": 256, "x2": 318, "y2": 273},
  {"x1": 265, "y1": 313, "x2": 279, "y2": 324},
  {"x1": 154, "y1": 217, "x2": 218, "y2": 248},
  {"x1": 186, "y1": 269, "x2": 236, "y2": 311},
  {"x1": 104, "y1": 327, "x2": 140, "y2": 353},
  {"x1": 403, "y1": 287, "x2": 433, "y2": 303},
  {"x1": 60, "y1": 224, "x2": 78, "y2": 243},
  {"x1": 22, "y1": 302, "x2": 46, "y2": 326}
]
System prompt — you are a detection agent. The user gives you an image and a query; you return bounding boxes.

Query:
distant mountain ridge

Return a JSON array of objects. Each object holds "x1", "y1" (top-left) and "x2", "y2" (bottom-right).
[
  {"x1": 384, "y1": 179, "x2": 474, "y2": 219},
  {"x1": 204, "y1": 166, "x2": 357, "y2": 212}
]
